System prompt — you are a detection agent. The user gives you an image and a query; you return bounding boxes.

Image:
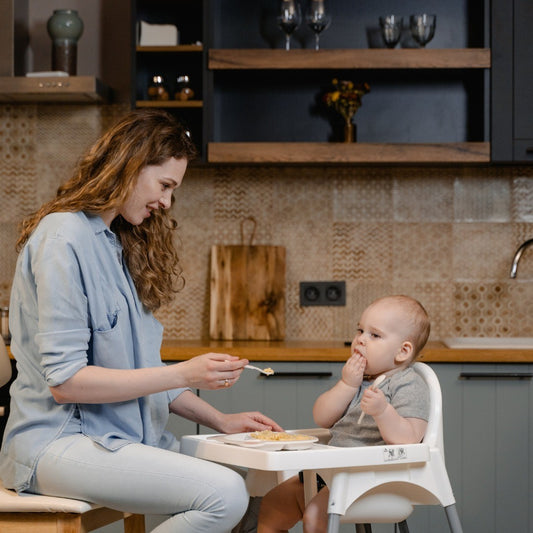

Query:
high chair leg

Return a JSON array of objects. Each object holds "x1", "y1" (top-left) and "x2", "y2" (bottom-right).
[
  {"x1": 445, "y1": 504, "x2": 463, "y2": 533},
  {"x1": 327, "y1": 513, "x2": 341, "y2": 533},
  {"x1": 397, "y1": 520, "x2": 409, "y2": 533}
]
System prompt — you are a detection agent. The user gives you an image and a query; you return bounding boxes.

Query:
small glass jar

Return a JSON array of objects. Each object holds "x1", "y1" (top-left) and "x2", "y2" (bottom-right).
[
  {"x1": 147, "y1": 75, "x2": 169, "y2": 101},
  {"x1": 175, "y1": 75, "x2": 195, "y2": 101}
]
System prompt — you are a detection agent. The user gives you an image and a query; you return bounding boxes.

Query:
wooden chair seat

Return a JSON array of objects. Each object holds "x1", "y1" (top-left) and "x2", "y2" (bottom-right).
[{"x1": 0, "y1": 480, "x2": 145, "y2": 533}]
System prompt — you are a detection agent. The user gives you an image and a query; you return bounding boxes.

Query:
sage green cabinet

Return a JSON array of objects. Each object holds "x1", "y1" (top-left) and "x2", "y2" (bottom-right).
[{"x1": 199, "y1": 362, "x2": 343, "y2": 431}]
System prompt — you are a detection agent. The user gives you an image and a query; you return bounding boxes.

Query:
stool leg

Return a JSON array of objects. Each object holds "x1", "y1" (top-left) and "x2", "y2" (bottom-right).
[
  {"x1": 444, "y1": 504, "x2": 463, "y2": 533},
  {"x1": 124, "y1": 513, "x2": 145, "y2": 533}
]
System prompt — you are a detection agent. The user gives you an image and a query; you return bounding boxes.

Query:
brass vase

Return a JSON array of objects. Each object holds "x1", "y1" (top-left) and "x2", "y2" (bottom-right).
[{"x1": 343, "y1": 120, "x2": 356, "y2": 143}]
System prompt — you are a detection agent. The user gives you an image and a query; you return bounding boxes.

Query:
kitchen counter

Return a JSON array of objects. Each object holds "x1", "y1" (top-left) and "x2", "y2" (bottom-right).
[
  {"x1": 7, "y1": 340, "x2": 533, "y2": 363},
  {"x1": 160, "y1": 340, "x2": 533, "y2": 363}
]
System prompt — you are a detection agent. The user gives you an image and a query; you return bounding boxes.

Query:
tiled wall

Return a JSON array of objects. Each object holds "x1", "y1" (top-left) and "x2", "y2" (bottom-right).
[{"x1": 1, "y1": 104, "x2": 533, "y2": 342}]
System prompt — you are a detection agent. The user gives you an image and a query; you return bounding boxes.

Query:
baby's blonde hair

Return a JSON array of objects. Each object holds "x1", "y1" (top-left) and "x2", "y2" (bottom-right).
[{"x1": 372, "y1": 295, "x2": 430, "y2": 358}]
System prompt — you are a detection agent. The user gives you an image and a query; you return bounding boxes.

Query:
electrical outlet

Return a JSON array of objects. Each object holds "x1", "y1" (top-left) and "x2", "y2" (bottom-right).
[{"x1": 299, "y1": 281, "x2": 346, "y2": 306}]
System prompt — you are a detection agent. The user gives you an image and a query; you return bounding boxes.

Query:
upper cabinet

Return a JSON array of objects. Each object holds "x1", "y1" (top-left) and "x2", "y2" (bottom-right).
[
  {"x1": 491, "y1": 0, "x2": 533, "y2": 163},
  {"x1": 0, "y1": 0, "x2": 129, "y2": 104},
  {"x1": 128, "y1": 0, "x2": 532, "y2": 165},
  {"x1": 204, "y1": 0, "x2": 489, "y2": 164},
  {"x1": 132, "y1": 0, "x2": 206, "y2": 158}
]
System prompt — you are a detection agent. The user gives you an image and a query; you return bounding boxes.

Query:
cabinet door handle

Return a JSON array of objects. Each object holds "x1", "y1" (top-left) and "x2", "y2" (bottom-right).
[
  {"x1": 459, "y1": 372, "x2": 533, "y2": 380},
  {"x1": 259, "y1": 372, "x2": 333, "y2": 379}
]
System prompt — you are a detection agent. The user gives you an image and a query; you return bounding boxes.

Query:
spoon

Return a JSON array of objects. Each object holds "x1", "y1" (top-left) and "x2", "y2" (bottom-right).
[
  {"x1": 245, "y1": 364, "x2": 275, "y2": 376},
  {"x1": 357, "y1": 374, "x2": 387, "y2": 425}
]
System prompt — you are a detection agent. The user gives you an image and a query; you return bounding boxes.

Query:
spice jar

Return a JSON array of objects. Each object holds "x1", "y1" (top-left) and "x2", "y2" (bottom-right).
[
  {"x1": 147, "y1": 75, "x2": 169, "y2": 101},
  {"x1": 175, "y1": 75, "x2": 195, "y2": 101}
]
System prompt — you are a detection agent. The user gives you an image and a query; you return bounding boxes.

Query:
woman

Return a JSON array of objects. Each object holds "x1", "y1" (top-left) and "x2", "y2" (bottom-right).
[{"x1": 0, "y1": 109, "x2": 282, "y2": 532}]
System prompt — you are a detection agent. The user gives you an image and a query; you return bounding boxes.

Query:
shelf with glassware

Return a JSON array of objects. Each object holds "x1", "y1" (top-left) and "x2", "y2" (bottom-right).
[
  {"x1": 208, "y1": 48, "x2": 490, "y2": 70},
  {"x1": 206, "y1": 47, "x2": 490, "y2": 164}
]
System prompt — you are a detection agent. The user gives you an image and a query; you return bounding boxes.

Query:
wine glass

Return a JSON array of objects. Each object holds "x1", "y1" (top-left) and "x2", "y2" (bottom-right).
[
  {"x1": 277, "y1": 0, "x2": 302, "y2": 51},
  {"x1": 410, "y1": 14, "x2": 437, "y2": 48},
  {"x1": 306, "y1": 0, "x2": 331, "y2": 51},
  {"x1": 379, "y1": 15, "x2": 403, "y2": 49}
]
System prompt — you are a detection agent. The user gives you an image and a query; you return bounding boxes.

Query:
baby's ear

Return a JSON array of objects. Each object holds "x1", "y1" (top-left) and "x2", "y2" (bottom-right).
[{"x1": 395, "y1": 341, "x2": 414, "y2": 363}]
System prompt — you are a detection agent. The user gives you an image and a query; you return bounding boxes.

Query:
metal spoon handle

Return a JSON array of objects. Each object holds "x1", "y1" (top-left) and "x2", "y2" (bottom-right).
[{"x1": 245, "y1": 364, "x2": 275, "y2": 375}]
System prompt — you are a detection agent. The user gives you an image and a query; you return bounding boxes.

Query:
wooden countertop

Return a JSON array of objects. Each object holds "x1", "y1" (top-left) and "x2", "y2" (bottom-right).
[
  {"x1": 8, "y1": 340, "x2": 533, "y2": 363},
  {"x1": 160, "y1": 340, "x2": 533, "y2": 364}
]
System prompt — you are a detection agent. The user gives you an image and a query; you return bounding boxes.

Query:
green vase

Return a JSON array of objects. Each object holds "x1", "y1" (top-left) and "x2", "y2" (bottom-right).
[{"x1": 47, "y1": 9, "x2": 84, "y2": 75}]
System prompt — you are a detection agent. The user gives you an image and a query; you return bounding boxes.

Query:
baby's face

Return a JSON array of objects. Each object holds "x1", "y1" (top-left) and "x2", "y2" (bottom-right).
[{"x1": 351, "y1": 300, "x2": 410, "y2": 376}]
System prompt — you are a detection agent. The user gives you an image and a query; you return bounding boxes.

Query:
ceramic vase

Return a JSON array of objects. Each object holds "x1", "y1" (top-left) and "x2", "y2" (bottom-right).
[{"x1": 47, "y1": 9, "x2": 84, "y2": 75}]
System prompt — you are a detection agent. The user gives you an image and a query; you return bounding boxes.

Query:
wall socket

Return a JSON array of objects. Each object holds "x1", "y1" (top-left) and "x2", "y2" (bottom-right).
[{"x1": 299, "y1": 281, "x2": 346, "y2": 306}]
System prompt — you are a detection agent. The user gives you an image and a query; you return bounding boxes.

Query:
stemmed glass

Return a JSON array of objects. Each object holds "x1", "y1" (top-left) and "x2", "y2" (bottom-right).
[
  {"x1": 410, "y1": 14, "x2": 437, "y2": 48},
  {"x1": 379, "y1": 15, "x2": 403, "y2": 49},
  {"x1": 277, "y1": 0, "x2": 302, "y2": 51},
  {"x1": 306, "y1": 0, "x2": 331, "y2": 51}
]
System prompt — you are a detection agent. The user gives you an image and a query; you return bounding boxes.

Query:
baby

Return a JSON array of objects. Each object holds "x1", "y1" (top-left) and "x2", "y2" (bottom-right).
[{"x1": 257, "y1": 295, "x2": 431, "y2": 533}]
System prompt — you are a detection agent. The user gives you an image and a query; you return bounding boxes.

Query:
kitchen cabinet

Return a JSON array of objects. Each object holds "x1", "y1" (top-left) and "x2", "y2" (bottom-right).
[
  {"x1": 0, "y1": 0, "x2": 115, "y2": 104},
  {"x1": 199, "y1": 361, "x2": 341, "y2": 431},
  {"x1": 132, "y1": 0, "x2": 207, "y2": 157},
  {"x1": 128, "y1": 0, "x2": 494, "y2": 164},
  {"x1": 165, "y1": 361, "x2": 342, "y2": 439},
  {"x1": 205, "y1": 0, "x2": 490, "y2": 164},
  {"x1": 491, "y1": 0, "x2": 533, "y2": 162},
  {"x1": 165, "y1": 362, "x2": 341, "y2": 440},
  {"x1": 394, "y1": 363, "x2": 533, "y2": 533}
]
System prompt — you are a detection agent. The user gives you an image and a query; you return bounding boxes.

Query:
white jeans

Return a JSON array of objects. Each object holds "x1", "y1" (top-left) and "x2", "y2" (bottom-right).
[{"x1": 31, "y1": 434, "x2": 249, "y2": 533}]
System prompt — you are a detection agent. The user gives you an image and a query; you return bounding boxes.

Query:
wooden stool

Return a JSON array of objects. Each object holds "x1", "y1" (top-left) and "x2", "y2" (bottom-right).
[{"x1": 0, "y1": 480, "x2": 145, "y2": 533}]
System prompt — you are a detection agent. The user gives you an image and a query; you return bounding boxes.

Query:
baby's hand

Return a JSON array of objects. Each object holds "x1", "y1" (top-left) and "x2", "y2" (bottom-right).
[
  {"x1": 360, "y1": 387, "x2": 388, "y2": 418},
  {"x1": 341, "y1": 353, "x2": 366, "y2": 389}
]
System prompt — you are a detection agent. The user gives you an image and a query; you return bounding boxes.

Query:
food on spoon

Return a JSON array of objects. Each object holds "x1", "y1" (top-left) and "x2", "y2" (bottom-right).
[
  {"x1": 250, "y1": 430, "x2": 312, "y2": 441},
  {"x1": 263, "y1": 367, "x2": 274, "y2": 375}
]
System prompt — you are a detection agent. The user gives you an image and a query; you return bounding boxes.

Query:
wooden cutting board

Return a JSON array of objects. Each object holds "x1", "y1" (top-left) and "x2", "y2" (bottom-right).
[{"x1": 209, "y1": 244, "x2": 286, "y2": 340}]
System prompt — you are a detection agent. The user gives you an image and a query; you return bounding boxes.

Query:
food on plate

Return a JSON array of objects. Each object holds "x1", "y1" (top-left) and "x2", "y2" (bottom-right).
[{"x1": 250, "y1": 430, "x2": 312, "y2": 441}]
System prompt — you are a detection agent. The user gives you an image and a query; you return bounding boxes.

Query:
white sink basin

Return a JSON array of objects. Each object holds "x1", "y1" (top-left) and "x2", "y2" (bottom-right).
[{"x1": 443, "y1": 337, "x2": 533, "y2": 349}]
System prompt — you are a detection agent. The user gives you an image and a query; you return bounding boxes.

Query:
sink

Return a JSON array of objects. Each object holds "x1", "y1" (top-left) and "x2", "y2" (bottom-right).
[{"x1": 443, "y1": 337, "x2": 533, "y2": 349}]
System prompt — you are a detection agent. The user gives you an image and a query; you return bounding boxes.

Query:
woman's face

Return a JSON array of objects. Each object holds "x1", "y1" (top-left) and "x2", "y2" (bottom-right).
[{"x1": 103, "y1": 157, "x2": 187, "y2": 226}]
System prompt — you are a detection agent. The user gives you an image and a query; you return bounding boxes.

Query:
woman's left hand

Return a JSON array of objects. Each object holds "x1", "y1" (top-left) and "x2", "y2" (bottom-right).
[{"x1": 219, "y1": 412, "x2": 283, "y2": 434}]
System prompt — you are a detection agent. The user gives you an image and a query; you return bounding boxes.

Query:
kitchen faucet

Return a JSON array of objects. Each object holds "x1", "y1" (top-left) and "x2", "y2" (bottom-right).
[{"x1": 510, "y1": 238, "x2": 533, "y2": 278}]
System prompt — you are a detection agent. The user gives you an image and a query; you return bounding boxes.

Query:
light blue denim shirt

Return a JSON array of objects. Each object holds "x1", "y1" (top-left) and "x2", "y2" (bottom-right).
[{"x1": 0, "y1": 212, "x2": 187, "y2": 492}]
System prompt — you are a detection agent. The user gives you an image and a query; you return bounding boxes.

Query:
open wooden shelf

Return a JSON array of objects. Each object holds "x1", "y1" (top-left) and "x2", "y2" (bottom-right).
[
  {"x1": 136, "y1": 44, "x2": 203, "y2": 53},
  {"x1": 136, "y1": 100, "x2": 203, "y2": 108},
  {"x1": 0, "y1": 76, "x2": 111, "y2": 103},
  {"x1": 208, "y1": 142, "x2": 491, "y2": 164},
  {"x1": 209, "y1": 48, "x2": 491, "y2": 70}
]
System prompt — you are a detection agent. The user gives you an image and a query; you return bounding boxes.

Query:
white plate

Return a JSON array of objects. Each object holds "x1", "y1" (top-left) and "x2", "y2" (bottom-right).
[{"x1": 223, "y1": 432, "x2": 318, "y2": 451}]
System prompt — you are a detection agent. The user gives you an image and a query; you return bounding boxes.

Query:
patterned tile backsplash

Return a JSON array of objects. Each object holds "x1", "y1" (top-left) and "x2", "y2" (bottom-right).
[{"x1": 1, "y1": 104, "x2": 533, "y2": 342}]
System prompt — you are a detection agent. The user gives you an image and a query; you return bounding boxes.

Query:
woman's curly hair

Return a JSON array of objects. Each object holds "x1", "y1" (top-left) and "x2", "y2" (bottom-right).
[{"x1": 17, "y1": 109, "x2": 197, "y2": 311}]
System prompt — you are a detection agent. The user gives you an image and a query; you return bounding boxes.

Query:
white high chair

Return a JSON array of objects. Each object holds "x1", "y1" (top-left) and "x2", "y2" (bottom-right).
[
  {"x1": 0, "y1": 337, "x2": 145, "y2": 533},
  {"x1": 180, "y1": 362, "x2": 463, "y2": 533},
  {"x1": 303, "y1": 362, "x2": 463, "y2": 533}
]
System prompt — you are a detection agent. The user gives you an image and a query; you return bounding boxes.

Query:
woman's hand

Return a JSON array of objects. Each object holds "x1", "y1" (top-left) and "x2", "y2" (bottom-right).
[
  {"x1": 218, "y1": 412, "x2": 283, "y2": 434},
  {"x1": 341, "y1": 352, "x2": 366, "y2": 389},
  {"x1": 176, "y1": 353, "x2": 248, "y2": 390}
]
